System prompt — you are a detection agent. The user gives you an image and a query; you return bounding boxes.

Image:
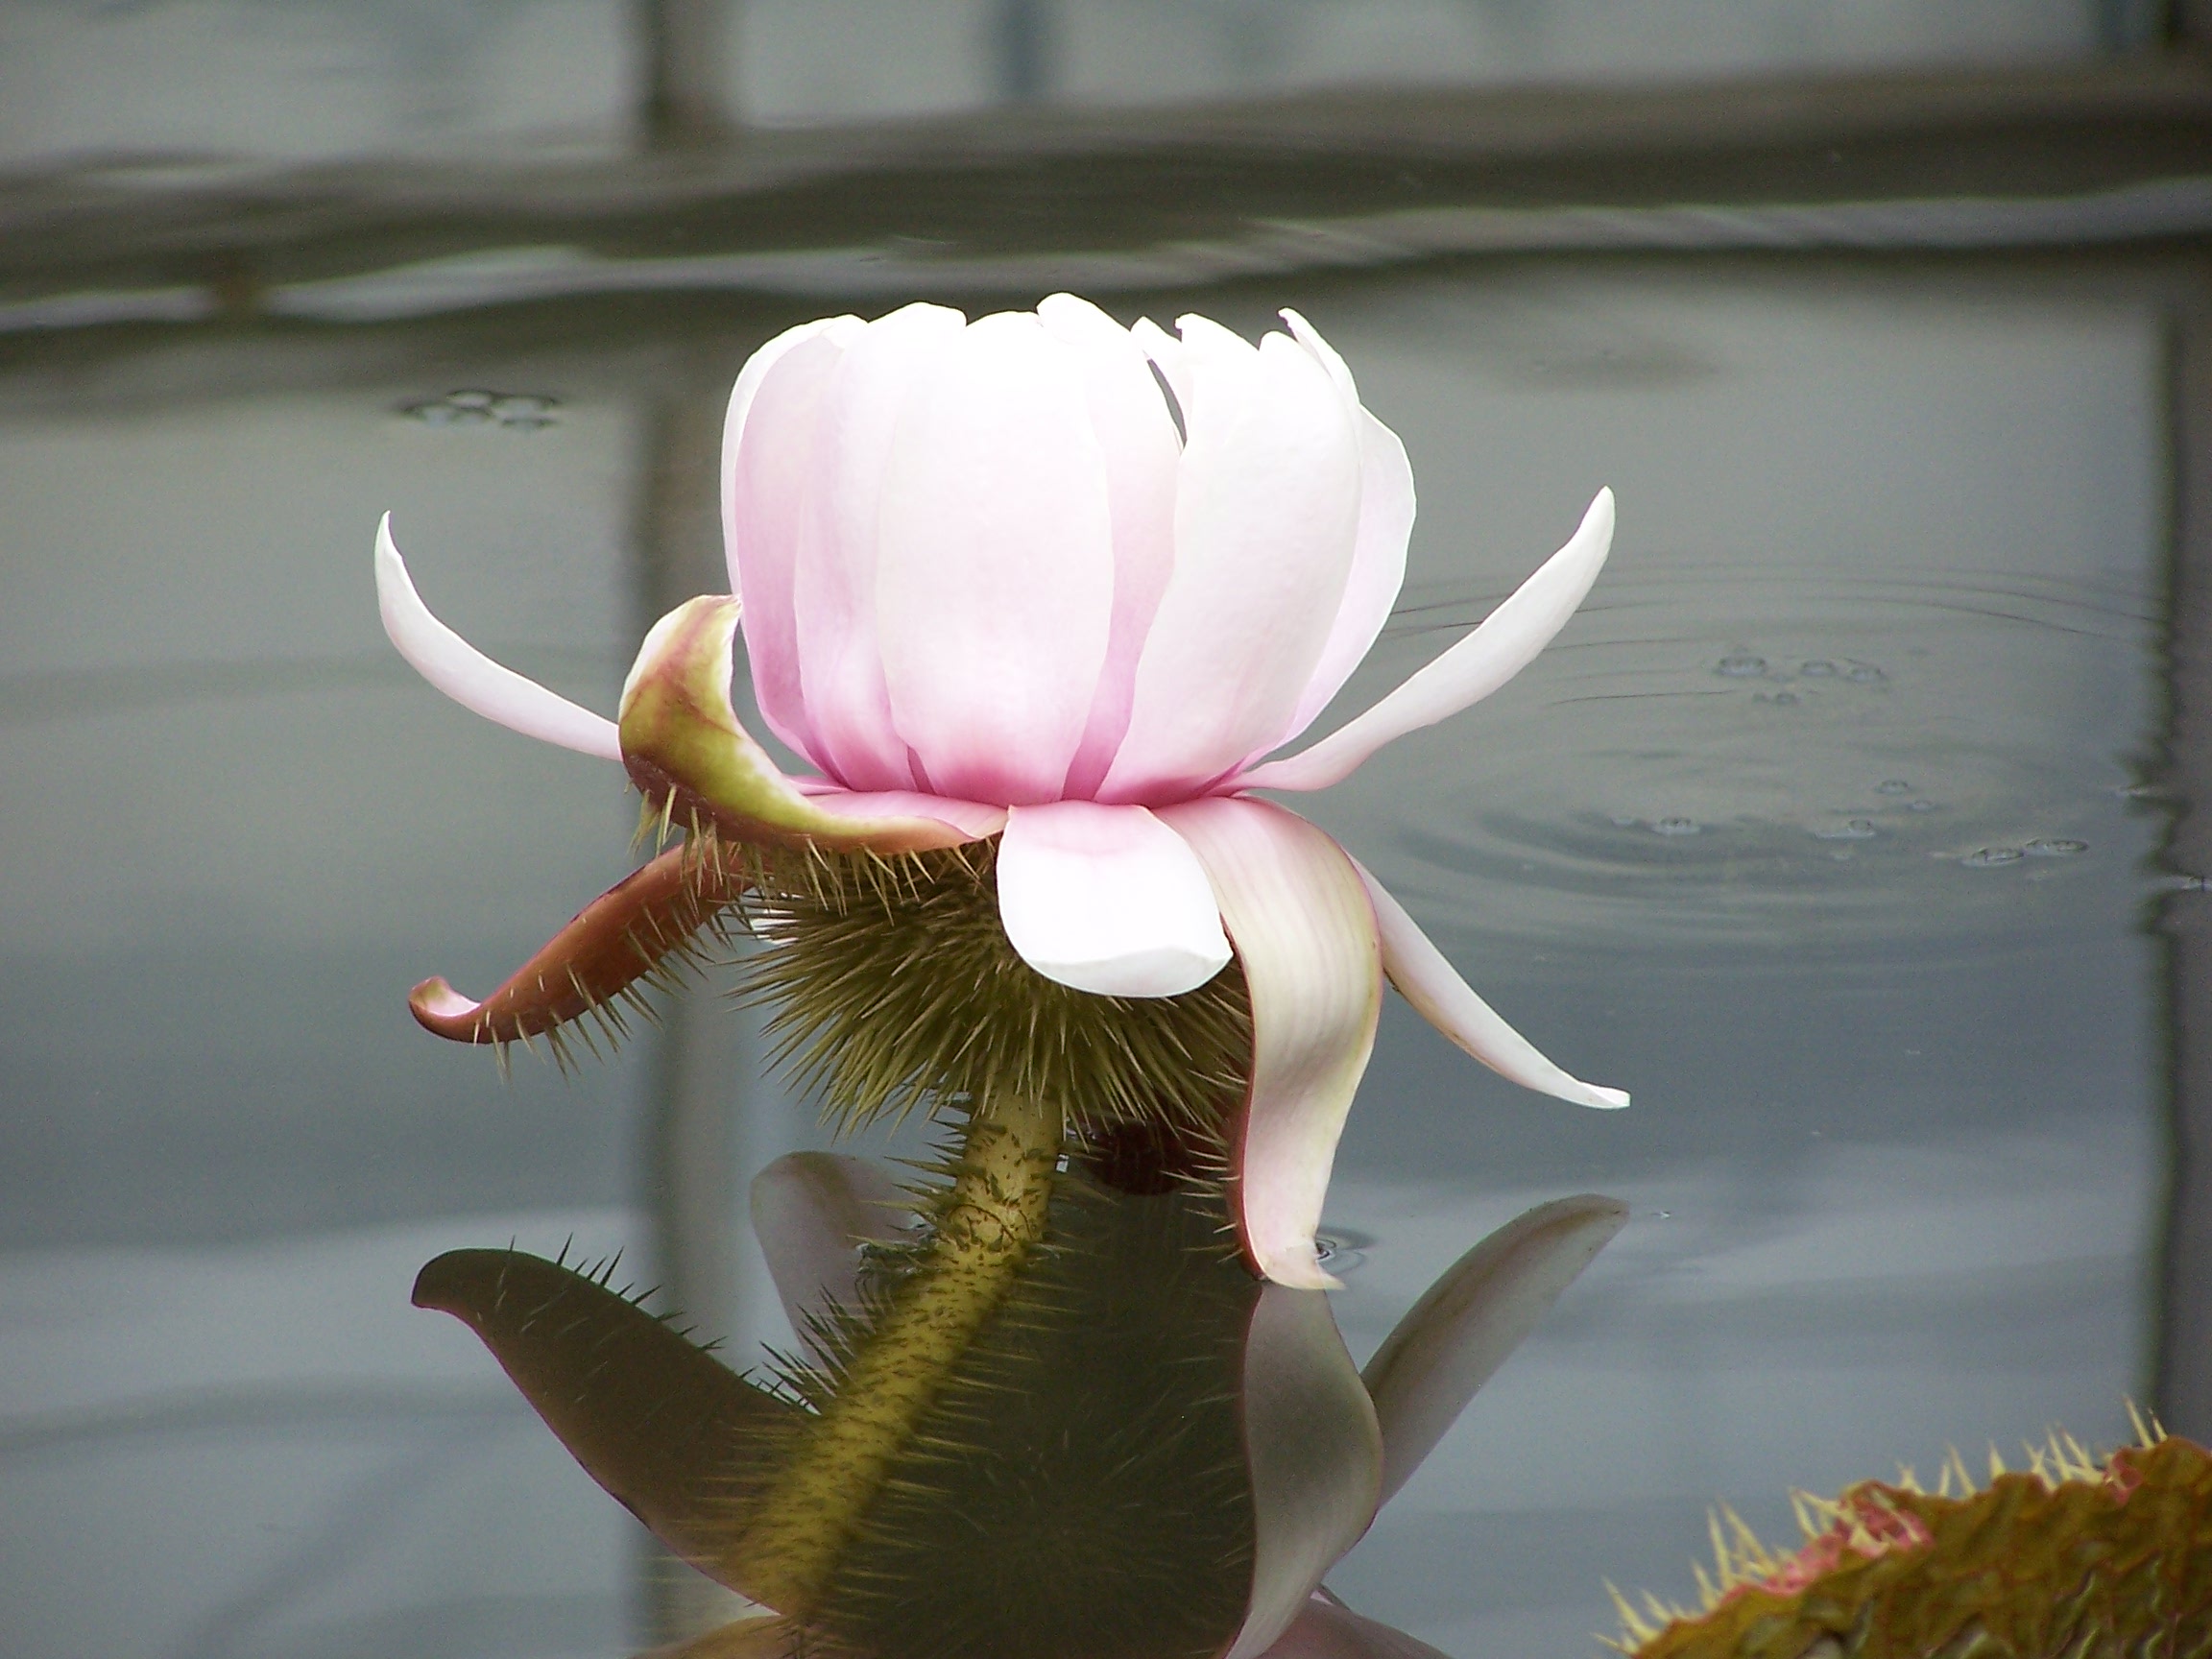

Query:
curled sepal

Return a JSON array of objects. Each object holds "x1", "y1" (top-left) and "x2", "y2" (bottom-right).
[
  {"x1": 413, "y1": 1248, "x2": 804, "y2": 1608},
  {"x1": 618, "y1": 596, "x2": 1005, "y2": 854},
  {"x1": 408, "y1": 842, "x2": 745, "y2": 1046},
  {"x1": 1360, "y1": 1193, "x2": 1628, "y2": 1506}
]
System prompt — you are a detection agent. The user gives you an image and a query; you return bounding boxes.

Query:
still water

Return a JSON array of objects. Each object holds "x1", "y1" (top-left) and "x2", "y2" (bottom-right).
[{"x1": 0, "y1": 257, "x2": 2176, "y2": 1657}]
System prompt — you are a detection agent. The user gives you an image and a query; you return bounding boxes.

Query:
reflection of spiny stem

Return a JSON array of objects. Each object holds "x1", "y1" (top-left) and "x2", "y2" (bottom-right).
[{"x1": 730, "y1": 1091, "x2": 1065, "y2": 1614}]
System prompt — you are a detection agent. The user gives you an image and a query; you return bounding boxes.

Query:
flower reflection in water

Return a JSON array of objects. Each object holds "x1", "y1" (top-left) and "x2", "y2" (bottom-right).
[{"x1": 417, "y1": 1150, "x2": 1626, "y2": 1659}]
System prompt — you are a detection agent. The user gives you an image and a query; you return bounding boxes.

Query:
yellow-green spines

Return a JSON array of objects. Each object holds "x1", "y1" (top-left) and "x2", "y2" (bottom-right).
[
  {"x1": 1615, "y1": 1424, "x2": 2212, "y2": 1659},
  {"x1": 729, "y1": 835, "x2": 1253, "y2": 1142}
]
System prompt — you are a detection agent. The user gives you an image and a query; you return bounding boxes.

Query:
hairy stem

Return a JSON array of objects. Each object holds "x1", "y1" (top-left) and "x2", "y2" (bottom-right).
[{"x1": 730, "y1": 1092, "x2": 1065, "y2": 1612}]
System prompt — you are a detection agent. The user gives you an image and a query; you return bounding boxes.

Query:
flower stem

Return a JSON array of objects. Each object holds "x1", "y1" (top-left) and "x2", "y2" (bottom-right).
[{"x1": 731, "y1": 1091, "x2": 1065, "y2": 1613}]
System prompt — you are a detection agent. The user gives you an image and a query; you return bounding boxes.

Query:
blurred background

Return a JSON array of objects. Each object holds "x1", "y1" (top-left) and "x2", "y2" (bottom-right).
[{"x1": 2, "y1": 4, "x2": 2209, "y2": 1657}]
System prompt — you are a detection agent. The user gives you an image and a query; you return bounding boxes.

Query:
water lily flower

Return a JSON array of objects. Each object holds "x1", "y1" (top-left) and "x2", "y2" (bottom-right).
[
  {"x1": 375, "y1": 296, "x2": 1626, "y2": 1289},
  {"x1": 416, "y1": 1150, "x2": 1629, "y2": 1659}
]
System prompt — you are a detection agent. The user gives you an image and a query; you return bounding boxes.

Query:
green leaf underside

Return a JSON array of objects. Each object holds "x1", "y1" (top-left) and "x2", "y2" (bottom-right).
[{"x1": 724, "y1": 833, "x2": 1254, "y2": 1142}]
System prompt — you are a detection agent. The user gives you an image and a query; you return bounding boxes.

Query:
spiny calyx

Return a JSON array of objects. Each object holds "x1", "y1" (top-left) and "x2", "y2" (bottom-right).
[{"x1": 727, "y1": 831, "x2": 1253, "y2": 1142}]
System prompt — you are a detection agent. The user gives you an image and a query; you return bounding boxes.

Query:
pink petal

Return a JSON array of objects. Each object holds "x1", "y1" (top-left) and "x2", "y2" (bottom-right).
[
  {"x1": 729, "y1": 325, "x2": 857, "y2": 773},
  {"x1": 875, "y1": 310, "x2": 1117, "y2": 804},
  {"x1": 796, "y1": 301, "x2": 969, "y2": 792},
  {"x1": 995, "y1": 801, "x2": 1231, "y2": 997},
  {"x1": 749, "y1": 1152, "x2": 912, "y2": 1364},
  {"x1": 1155, "y1": 797, "x2": 1382, "y2": 1289},
  {"x1": 1238, "y1": 489, "x2": 1615, "y2": 794},
  {"x1": 1360, "y1": 1194, "x2": 1627, "y2": 1505},
  {"x1": 1264, "y1": 312, "x2": 1415, "y2": 755},
  {"x1": 1222, "y1": 1286, "x2": 1384, "y2": 1659},
  {"x1": 721, "y1": 314, "x2": 860, "y2": 598},
  {"x1": 1256, "y1": 1598, "x2": 1455, "y2": 1659},
  {"x1": 1355, "y1": 864, "x2": 1627, "y2": 1111},
  {"x1": 1101, "y1": 322, "x2": 1362, "y2": 805},
  {"x1": 373, "y1": 514, "x2": 621, "y2": 760},
  {"x1": 1037, "y1": 295, "x2": 1182, "y2": 801}
]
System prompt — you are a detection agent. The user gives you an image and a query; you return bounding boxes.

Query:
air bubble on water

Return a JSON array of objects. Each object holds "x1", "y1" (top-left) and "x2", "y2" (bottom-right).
[
  {"x1": 405, "y1": 399, "x2": 488, "y2": 426},
  {"x1": 1876, "y1": 780, "x2": 1911, "y2": 795},
  {"x1": 1770, "y1": 691, "x2": 1799, "y2": 706},
  {"x1": 1610, "y1": 814, "x2": 1640, "y2": 828},
  {"x1": 403, "y1": 389, "x2": 561, "y2": 430},
  {"x1": 1651, "y1": 817, "x2": 1701, "y2": 836},
  {"x1": 1715, "y1": 652, "x2": 1767, "y2": 678},
  {"x1": 1830, "y1": 849, "x2": 1854, "y2": 862},
  {"x1": 1909, "y1": 799, "x2": 1936, "y2": 813},
  {"x1": 2024, "y1": 838, "x2": 2087, "y2": 857},
  {"x1": 1961, "y1": 847, "x2": 2024, "y2": 868},
  {"x1": 1813, "y1": 820, "x2": 1877, "y2": 841},
  {"x1": 1844, "y1": 662, "x2": 1886, "y2": 684},
  {"x1": 1800, "y1": 660, "x2": 1837, "y2": 677}
]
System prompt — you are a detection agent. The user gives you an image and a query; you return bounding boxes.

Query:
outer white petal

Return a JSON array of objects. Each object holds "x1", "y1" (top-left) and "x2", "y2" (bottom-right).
[
  {"x1": 749, "y1": 1152, "x2": 912, "y2": 1364},
  {"x1": 1267, "y1": 407, "x2": 1414, "y2": 755},
  {"x1": 996, "y1": 801, "x2": 1231, "y2": 997},
  {"x1": 373, "y1": 514, "x2": 621, "y2": 760},
  {"x1": 1356, "y1": 864, "x2": 1628, "y2": 1111},
  {"x1": 793, "y1": 301, "x2": 967, "y2": 791},
  {"x1": 1155, "y1": 797, "x2": 1382, "y2": 1289},
  {"x1": 1360, "y1": 1193, "x2": 1627, "y2": 1505},
  {"x1": 720, "y1": 314, "x2": 861, "y2": 598},
  {"x1": 1238, "y1": 488, "x2": 1615, "y2": 793}
]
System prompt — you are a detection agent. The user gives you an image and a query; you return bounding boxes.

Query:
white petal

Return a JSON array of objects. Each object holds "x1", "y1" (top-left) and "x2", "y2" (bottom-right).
[
  {"x1": 1038, "y1": 294, "x2": 1183, "y2": 799},
  {"x1": 876, "y1": 311, "x2": 1116, "y2": 805},
  {"x1": 1101, "y1": 325, "x2": 1361, "y2": 803},
  {"x1": 1360, "y1": 1193, "x2": 1627, "y2": 1505},
  {"x1": 1155, "y1": 798, "x2": 1382, "y2": 1289},
  {"x1": 749, "y1": 1152, "x2": 912, "y2": 1364},
  {"x1": 1238, "y1": 488, "x2": 1615, "y2": 793},
  {"x1": 1356, "y1": 864, "x2": 1627, "y2": 1110},
  {"x1": 1222, "y1": 1286, "x2": 1383, "y2": 1659},
  {"x1": 1267, "y1": 409, "x2": 1414, "y2": 755},
  {"x1": 995, "y1": 801, "x2": 1231, "y2": 997},
  {"x1": 373, "y1": 514, "x2": 621, "y2": 760}
]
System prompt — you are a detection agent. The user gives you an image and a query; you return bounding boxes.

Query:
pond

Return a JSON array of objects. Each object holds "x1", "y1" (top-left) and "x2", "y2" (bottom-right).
[{"x1": 0, "y1": 245, "x2": 2193, "y2": 1658}]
